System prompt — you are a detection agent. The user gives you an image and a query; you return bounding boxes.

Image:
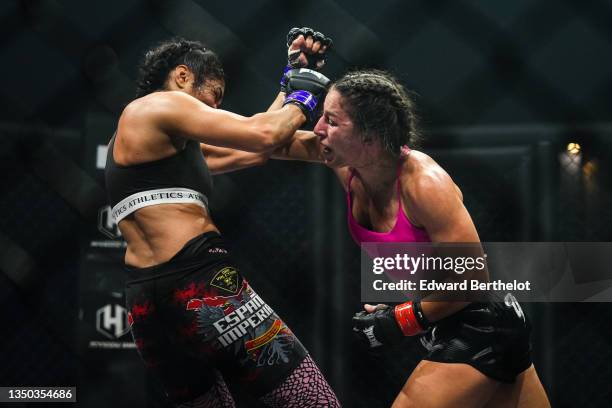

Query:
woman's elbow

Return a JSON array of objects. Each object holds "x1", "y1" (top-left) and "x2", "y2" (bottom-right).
[
  {"x1": 251, "y1": 153, "x2": 269, "y2": 167},
  {"x1": 251, "y1": 122, "x2": 283, "y2": 152}
]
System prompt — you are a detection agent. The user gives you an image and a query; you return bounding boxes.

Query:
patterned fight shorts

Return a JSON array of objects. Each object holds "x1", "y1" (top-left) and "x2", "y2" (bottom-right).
[{"x1": 125, "y1": 232, "x2": 339, "y2": 407}]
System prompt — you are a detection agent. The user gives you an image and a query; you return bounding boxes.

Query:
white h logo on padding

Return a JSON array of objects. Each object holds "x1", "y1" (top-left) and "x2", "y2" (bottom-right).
[{"x1": 96, "y1": 304, "x2": 129, "y2": 339}]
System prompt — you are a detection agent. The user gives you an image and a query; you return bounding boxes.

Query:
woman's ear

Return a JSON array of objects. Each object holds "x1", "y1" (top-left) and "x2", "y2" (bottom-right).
[{"x1": 172, "y1": 65, "x2": 192, "y2": 89}]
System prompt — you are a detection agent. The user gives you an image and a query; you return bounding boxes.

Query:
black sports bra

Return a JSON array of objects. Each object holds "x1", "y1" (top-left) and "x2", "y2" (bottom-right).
[{"x1": 104, "y1": 134, "x2": 213, "y2": 222}]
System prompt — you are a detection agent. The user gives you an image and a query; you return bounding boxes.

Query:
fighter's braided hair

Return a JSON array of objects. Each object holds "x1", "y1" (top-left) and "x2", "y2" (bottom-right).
[
  {"x1": 332, "y1": 70, "x2": 420, "y2": 156},
  {"x1": 135, "y1": 37, "x2": 224, "y2": 98}
]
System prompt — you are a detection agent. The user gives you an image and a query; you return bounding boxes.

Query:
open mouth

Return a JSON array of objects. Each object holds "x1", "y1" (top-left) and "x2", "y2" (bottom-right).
[{"x1": 321, "y1": 144, "x2": 334, "y2": 162}]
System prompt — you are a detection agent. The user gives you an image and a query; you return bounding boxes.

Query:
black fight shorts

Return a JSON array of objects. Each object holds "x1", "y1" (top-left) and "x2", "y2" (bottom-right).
[
  {"x1": 420, "y1": 295, "x2": 532, "y2": 383},
  {"x1": 125, "y1": 232, "x2": 307, "y2": 403}
]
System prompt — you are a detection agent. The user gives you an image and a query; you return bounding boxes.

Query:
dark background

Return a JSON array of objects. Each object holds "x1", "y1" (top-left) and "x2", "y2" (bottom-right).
[{"x1": 1, "y1": 0, "x2": 611, "y2": 407}]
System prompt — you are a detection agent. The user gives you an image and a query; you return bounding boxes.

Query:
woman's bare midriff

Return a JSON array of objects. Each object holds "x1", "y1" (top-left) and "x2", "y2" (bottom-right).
[{"x1": 118, "y1": 203, "x2": 219, "y2": 268}]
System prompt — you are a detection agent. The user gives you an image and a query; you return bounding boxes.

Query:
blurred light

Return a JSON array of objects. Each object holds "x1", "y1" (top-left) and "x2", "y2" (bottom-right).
[
  {"x1": 583, "y1": 160, "x2": 597, "y2": 178},
  {"x1": 567, "y1": 142, "x2": 581, "y2": 155},
  {"x1": 559, "y1": 149, "x2": 582, "y2": 175}
]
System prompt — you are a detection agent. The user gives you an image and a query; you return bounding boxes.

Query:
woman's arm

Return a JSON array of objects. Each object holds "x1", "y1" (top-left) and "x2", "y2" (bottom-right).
[
  {"x1": 404, "y1": 156, "x2": 482, "y2": 322},
  {"x1": 267, "y1": 92, "x2": 286, "y2": 112},
  {"x1": 200, "y1": 144, "x2": 269, "y2": 175},
  {"x1": 270, "y1": 130, "x2": 322, "y2": 162},
  {"x1": 195, "y1": 88, "x2": 310, "y2": 174},
  {"x1": 123, "y1": 91, "x2": 306, "y2": 153},
  {"x1": 353, "y1": 156, "x2": 482, "y2": 347},
  {"x1": 269, "y1": 130, "x2": 351, "y2": 188},
  {"x1": 196, "y1": 92, "x2": 288, "y2": 175},
  {"x1": 198, "y1": 129, "x2": 324, "y2": 175}
]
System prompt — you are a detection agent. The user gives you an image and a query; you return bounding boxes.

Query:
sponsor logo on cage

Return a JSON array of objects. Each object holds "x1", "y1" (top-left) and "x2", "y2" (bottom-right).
[
  {"x1": 210, "y1": 267, "x2": 240, "y2": 293},
  {"x1": 98, "y1": 205, "x2": 122, "y2": 239},
  {"x1": 96, "y1": 304, "x2": 130, "y2": 339}
]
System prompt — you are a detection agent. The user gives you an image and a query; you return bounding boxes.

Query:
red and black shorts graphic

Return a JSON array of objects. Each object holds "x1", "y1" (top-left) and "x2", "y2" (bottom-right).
[{"x1": 125, "y1": 233, "x2": 306, "y2": 403}]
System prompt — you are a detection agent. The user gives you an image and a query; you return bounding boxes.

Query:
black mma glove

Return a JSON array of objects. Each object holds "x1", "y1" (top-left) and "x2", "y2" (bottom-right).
[
  {"x1": 286, "y1": 27, "x2": 333, "y2": 69},
  {"x1": 352, "y1": 302, "x2": 430, "y2": 349},
  {"x1": 352, "y1": 306, "x2": 403, "y2": 348},
  {"x1": 283, "y1": 68, "x2": 330, "y2": 122},
  {"x1": 280, "y1": 27, "x2": 333, "y2": 93}
]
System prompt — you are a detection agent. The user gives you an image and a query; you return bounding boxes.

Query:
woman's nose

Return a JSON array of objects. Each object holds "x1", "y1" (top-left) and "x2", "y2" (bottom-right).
[{"x1": 313, "y1": 116, "x2": 326, "y2": 139}]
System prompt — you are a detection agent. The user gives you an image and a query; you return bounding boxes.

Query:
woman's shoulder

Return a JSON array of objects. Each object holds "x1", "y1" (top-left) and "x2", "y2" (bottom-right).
[
  {"x1": 121, "y1": 91, "x2": 202, "y2": 119},
  {"x1": 400, "y1": 149, "x2": 461, "y2": 205},
  {"x1": 402, "y1": 150, "x2": 448, "y2": 184}
]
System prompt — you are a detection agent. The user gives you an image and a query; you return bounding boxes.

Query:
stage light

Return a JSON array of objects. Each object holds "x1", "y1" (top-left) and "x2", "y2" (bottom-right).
[{"x1": 567, "y1": 142, "x2": 581, "y2": 155}]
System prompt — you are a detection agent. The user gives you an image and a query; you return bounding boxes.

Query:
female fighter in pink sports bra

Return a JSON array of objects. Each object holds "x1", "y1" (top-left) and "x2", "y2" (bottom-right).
[
  {"x1": 346, "y1": 147, "x2": 430, "y2": 244},
  {"x1": 267, "y1": 70, "x2": 550, "y2": 407}
]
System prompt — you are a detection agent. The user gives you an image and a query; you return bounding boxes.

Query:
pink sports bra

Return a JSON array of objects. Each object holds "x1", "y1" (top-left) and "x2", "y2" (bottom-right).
[{"x1": 347, "y1": 148, "x2": 430, "y2": 244}]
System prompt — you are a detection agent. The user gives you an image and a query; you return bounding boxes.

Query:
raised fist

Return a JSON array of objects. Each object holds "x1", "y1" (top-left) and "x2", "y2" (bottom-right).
[{"x1": 286, "y1": 27, "x2": 333, "y2": 70}]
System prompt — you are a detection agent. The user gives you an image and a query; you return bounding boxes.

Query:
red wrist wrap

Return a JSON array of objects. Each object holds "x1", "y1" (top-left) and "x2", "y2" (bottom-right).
[{"x1": 394, "y1": 301, "x2": 425, "y2": 336}]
